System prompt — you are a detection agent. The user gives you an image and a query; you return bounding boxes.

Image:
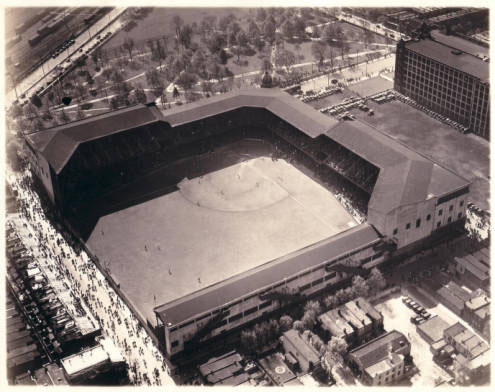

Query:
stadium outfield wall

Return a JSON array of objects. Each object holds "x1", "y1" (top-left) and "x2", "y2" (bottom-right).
[{"x1": 25, "y1": 88, "x2": 470, "y2": 359}]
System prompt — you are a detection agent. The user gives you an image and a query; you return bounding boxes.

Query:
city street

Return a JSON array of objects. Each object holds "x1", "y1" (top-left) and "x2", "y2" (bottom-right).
[
  {"x1": 300, "y1": 54, "x2": 395, "y2": 92},
  {"x1": 6, "y1": 168, "x2": 175, "y2": 386},
  {"x1": 8, "y1": 7, "x2": 126, "y2": 106}
]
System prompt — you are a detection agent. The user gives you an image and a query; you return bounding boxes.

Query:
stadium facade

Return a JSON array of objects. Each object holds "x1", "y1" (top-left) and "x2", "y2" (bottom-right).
[
  {"x1": 394, "y1": 33, "x2": 490, "y2": 140},
  {"x1": 25, "y1": 89, "x2": 470, "y2": 359}
]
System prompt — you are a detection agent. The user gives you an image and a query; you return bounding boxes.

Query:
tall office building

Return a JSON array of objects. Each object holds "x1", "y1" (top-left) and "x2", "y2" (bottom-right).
[{"x1": 394, "y1": 34, "x2": 489, "y2": 140}]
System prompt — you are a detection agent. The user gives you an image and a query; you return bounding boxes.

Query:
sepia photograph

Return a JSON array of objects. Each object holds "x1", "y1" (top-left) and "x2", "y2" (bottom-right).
[{"x1": 3, "y1": 0, "x2": 491, "y2": 388}]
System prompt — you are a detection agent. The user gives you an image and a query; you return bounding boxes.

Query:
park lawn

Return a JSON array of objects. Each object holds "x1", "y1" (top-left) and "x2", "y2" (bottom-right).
[
  {"x1": 103, "y1": 7, "x2": 253, "y2": 50},
  {"x1": 225, "y1": 51, "x2": 265, "y2": 76}
]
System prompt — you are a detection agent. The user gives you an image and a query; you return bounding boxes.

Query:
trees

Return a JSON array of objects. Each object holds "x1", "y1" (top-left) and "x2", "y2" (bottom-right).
[
  {"x1": 323, "y1": 24, "x2": 337, "y2": 46},
  {"x1": 122, "y1": 37, "x2": 135, "y2": 61},
  {"x1": 292, "y1": 17, "x2": 306, "y2": 38},
  {"x1": 311, "y1": 41, "x2": 327, "y2": 68},
  {"x1": 323, "y1": 294, "x2": 338, "y2": 310},
  {"x1": 145, "y1": 68, "x2": 163, "y2": 91},
  {"x1": 152, "y1": 40, "x2": 167, "y2": 71},
  {"x1": 134, "y1": 85, "x2": 147, "y2": 104},
  {"x1": 256, "y1": 8, "x2": 267, "y2": 23},
  {"x1": 304, "y1": 300, "x2": 322, "y2": 315},
  {"x1": 367, "y1": 267, "x2": 387, "y2": 294},
  {"x1": 178, "y1": 24, "x2": 193, "y2": 50},
  {"x1": 30, "y1": 94, "x2": 42, "y2": 109},
  {"x1": 301, "y1": 309, "x2": 318, "y2": 331},
  {"x1": 101, "y1": 68, "x2": 114, "y2": 84},
  {"x1": 327, "y1": 336, "x2": 348, "y2": 364},
  {"x1": 275, "y1": 48, "x2": 296, "y2": 73},
  {"x1": 247, "y1": 19, "x2": 261, "y2": 44},
  {"x1": 263, "y1": 19, "x2": 276, "y2": 44},
  {"x1": 293, "y1": 320, "x2": 304, "y2": 333},
  {"x1": 172, "y1": 15, "x2": 184, "y2": 48},
  {"x1": 206, "y1": 32, "x2": 226, "y2": 55},
  {"x1": 352, "y1": 275, "x2": 370, "y2": 298},
  {"x1": 240, "y1": 330, "x2": 257, "y2": 355},
  {"x1": 218, "y1": 49, "x2": 228, "y2": 65},
  {"x1": 281, "y1": 19, "x2": 294, "y2": 40},
  {"x1": 191, "y1": 49, "x2": 208, "y2": 78},
  {"x1": 175, "y1": 72, "x2": 198, "y2": 94},
  {"x1": 279, "y1": 315, "x2": 293, "y2": 332},
  {"x1": 236, "y1": 31, "x2": 249, "y2": 49}
]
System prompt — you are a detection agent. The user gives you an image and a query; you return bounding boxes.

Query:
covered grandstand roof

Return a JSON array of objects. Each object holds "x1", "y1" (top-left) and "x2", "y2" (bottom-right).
[
  {"x1": 27, "y1": 88, "x2": 469, "y2": 215},
  {"x1": 325, "y1": 120, "x2": 469, "y2": 214},
  {"x1": 155, "y1": 223, "x2": 380, "y2": 326},
  {"x1": 25, "y1": 103, "x2": 165, "y2": 174},
  {"x1": 160, "y1": 88, "x2": 338, "y2": 135}
]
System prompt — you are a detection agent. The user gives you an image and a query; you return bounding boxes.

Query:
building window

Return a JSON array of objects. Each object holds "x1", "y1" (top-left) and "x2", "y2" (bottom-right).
[
  {"x1": 406, "y1": 223, "x2": 411, "y2": 230},
  {"x1": 416, "y1": 219, "x2": 421, "y2": 228},
  {"x1": 229, "y1": 313, "x2": 242, "y2": 323},
  {"x1": 448, "y1": 217, "x2": 452, "y2": 223},
  {"x1": 171, "y1": 340, "x2": 179, "y2": 348},
  {"x1": 393, "y1": 228, "x2": 398, "y2": 235},
  {"x1": 449, "y1": 205, "x2": 453, "y2": 212},
  {"x1": 426, "y1": 214, "x2": 431, "y2": 221},
  {"x1": 437, "y1": 222, "x2": 441, "y2": 228},
  {"x1": 244, "y1": 306, "x2": 258, "y2": 316},
  {"x1": 460, "y1": 200, "x2": 464, "y2": 207},
  {"x1": 438, "y1": 209, "x2": 443, "y2": 216},
  {"x1": 259, "y1": 301, "x2": 272, "y2": 310},
  {"x1": 458, "y1": 212, "x2": 462, "y2": 219}
]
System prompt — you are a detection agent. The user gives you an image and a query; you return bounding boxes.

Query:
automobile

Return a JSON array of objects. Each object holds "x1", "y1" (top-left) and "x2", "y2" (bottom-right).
[
  {"x1": 79, "y1": 48, "x2": 83, "y2": 53},
  {"x1": 416, "y1": 306, "x2": 426, "y2": 313},
  {"x1": 410, "y1": 316, "x2": 423, "y2": 325},
  {"x1": 244, "y1": 361, "x2": 257, "y2": 372},
  {"x1": 402, "y1": 297, "x2": 412, "y2": 305},
  {"x1": 421, "y1": 311, "x2": 432, "y2": 319},
  {"x1": 20, "y1": 93, "x2": 26, "y2": 99},
  {"x1": 368, "y1": 110, "x2": 374, "y2": 116}
]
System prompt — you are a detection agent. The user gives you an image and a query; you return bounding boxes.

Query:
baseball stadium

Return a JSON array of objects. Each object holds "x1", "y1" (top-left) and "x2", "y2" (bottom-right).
[{"x1": 25, "y1": 88, "x2": 470, "y2": 362}]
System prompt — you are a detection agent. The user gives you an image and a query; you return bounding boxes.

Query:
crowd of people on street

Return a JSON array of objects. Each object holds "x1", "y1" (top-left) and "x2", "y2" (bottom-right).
[{"x1": 6, "y1": 168, "x2": 174, "y2": 386}]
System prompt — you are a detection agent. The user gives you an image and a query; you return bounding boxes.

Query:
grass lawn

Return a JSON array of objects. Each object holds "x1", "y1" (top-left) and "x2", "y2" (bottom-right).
[{"x1": 349, "y1": 100, "x2": 490, "y2": 210}]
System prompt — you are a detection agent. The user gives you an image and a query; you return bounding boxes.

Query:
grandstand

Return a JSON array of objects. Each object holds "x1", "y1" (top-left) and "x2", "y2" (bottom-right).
[{"x1": 25, "y1": 89, "x2": 470, "y2": 361}]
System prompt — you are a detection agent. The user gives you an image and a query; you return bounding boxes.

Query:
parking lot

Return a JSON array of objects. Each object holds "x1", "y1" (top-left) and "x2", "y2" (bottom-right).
[{"x1": 374, "y1": 294, "x2": 453, "y2": 387}]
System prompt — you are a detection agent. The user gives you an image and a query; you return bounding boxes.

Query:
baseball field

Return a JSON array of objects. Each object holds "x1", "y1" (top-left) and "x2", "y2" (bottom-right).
[{"x1": 86, "y1": 156, "x2": 356, "y2": 324}]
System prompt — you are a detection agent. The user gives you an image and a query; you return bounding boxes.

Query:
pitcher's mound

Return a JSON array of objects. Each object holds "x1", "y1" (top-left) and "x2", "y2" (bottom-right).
[{"x1": 178, "y1": 158, "x2": 289, "y2": 212}]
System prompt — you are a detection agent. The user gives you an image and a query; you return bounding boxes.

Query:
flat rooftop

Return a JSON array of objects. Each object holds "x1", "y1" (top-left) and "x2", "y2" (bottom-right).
[
  {"x1": 404, "y1": 37, "x2": 488, "y2": 81},
  {"x1": 87, "y1": 157, "x2": 358, "y2": 325}
]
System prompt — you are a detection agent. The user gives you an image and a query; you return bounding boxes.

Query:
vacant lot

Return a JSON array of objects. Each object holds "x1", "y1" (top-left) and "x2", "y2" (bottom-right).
[
  {"x1": 350, "y1": 100, "x2": 490, "y2": 210},
  {"x1": 87, "y1": 157, "x2": 356, "y2": 324}
]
